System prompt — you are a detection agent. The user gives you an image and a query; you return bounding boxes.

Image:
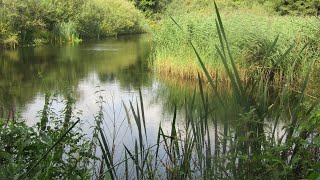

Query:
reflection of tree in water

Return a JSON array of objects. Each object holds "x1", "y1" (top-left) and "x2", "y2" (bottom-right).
[
  {"x1": 0, "y1": 88, "x2": 17, "y2": 120},
  {"x1": 0, "y1": 47, "x2": 82, "y2": 118},
  {"x1": 0, "y1": 35, "x2": 151, "y2": 117},
  {"x1": 115, "y1": 58, "x2": 151, "y2": 89},
  {"x1": 98, "y1": 35, "x2": 152, "y2": 90},
  {"x1": 99, "y1": 73, "x2": 116, "y2": 83}
]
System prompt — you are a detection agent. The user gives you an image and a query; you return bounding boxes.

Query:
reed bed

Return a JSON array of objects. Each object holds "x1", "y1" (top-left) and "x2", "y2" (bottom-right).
[
  {"x1": 95, "y1": 3, "x2": 320, "y2": 179},
  {"x1": 151, "y1": 9, "x2": 320, "y2": 82}
]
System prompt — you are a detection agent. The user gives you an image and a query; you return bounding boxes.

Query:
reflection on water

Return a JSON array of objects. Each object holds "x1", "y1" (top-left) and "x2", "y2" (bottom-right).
[
  {"x1": 0, "y1": 35, "x2": 152, "y2": 118},
  {"x1": 0, "y1": 34, "x2": 286, "y2": 141},
  {"x1": 0, "y1": 35, "x2": 183, "y2": 156}
]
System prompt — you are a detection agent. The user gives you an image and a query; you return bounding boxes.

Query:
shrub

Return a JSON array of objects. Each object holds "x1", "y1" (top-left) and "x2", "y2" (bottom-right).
[{"x1": 274, "y1": 0, "x2": 320, "y2": 16}]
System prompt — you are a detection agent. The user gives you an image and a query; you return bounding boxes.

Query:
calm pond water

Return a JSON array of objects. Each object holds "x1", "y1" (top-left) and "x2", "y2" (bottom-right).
[
  {"x1": 0, "y1": 34, "x2": 286, "y2": 143},
  {"x1": 0, "y1": 35, "x2": 203, "y2": 153}
]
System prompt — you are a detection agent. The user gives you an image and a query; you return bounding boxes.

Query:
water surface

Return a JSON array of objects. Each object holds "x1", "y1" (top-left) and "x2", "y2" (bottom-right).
[{"x1": 0, "y1": 35, "x2": 186, "y2": 151}]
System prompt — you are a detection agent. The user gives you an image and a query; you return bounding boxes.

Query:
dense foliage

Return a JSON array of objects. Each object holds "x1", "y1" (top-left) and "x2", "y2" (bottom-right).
[
  {"x1": 275, "y1": 0, "x2": 320, "y2": 16},
  {"x1": 0, "y1": 93, "x2": 94, "y2": 179},
  {"x1": 0, "y1": 0, "x2": 146, "y2": 47},
  {"x1": 131, "y1": 0, "x2": 170, "y2": 17}
]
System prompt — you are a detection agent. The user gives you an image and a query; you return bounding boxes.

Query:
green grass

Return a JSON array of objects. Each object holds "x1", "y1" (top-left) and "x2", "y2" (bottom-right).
[{"x1": 151, "y1": 6, "x2": 320, "y2": 82}]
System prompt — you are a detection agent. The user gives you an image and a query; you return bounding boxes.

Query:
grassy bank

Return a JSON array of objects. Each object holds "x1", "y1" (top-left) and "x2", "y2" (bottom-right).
[
  {"x1": 0, "y1": 0, "x2": 147, "y2": 48},
  {"x1": 151, "y1": 1, "x2": 320, "y2": 82}
]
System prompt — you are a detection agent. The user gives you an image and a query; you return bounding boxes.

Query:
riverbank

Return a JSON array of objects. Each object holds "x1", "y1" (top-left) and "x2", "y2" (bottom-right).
[{"x1": 151, "y1": 2, "x2": 320, "y2": 82}]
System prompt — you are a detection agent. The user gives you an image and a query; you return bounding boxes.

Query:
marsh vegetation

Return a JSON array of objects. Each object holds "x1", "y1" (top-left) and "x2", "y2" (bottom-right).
[{"x1": 0, "y1": 0, "x2": 320, "y2": 179}]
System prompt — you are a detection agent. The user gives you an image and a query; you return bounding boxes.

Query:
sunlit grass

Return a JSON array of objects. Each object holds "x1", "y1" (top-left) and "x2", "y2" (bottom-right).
[{"x1": 151, "y1": 9, "x2": 320, "y2": 82}]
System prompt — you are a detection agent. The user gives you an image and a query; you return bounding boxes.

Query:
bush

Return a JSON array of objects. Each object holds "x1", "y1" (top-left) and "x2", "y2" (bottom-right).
[
  {"x1": 52, "y1": 21, "x2": 80, "y2": 42},
  {"x1": 92, "y1": 0, "x2": 146, "y2": 37},
  {"x1": 274, "y1": 0, "x2": 320, "y2": 16},
  {"x1": 0, "y1": 93, "x2": 94, "y2": 179}
]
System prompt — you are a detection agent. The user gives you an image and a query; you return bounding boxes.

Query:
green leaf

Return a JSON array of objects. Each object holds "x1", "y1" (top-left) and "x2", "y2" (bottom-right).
[
  {"x1": 314, "y1": 136, "x2": 320, "y2": 146},
  {"x1": 40, "y1": 133, "x2": 52, "y2": 145}
]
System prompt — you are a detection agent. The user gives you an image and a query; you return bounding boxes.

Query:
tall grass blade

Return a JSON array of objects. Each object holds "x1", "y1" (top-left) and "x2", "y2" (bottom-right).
[
  {"x1": 123, "y1": 144, "x2": 143, "y2": 176},
  {"x1": 215, "y1": 44, "x2": 242, "y2": 104},
  {"x1": 272, "y1": 43, "x2": 295, "y2": 69},
  {"x1": 122, "y1": 100, "x2": 133, "y2": 133},
  {"x1": 155, "y1": 125, "x2": 162, "y2": 167},
  {"x1": 125, "y1": 151, "x2": 129, "y2": 180},
  {"x1": 139, "y1": 88, "x2": 148, "y2": 142},
  {"x1": 170, "y1": 105, "x2": 180, "y2": 158},
  {"x1": 262, "y1": 35, "x2": 279, "y2": 68},
  {"x1": 98, "y1": 128, "x2": 116, "y2": 178},
  {"x1": 98, "y1": 138, "x2": 115, "y2": 180},
  {"x1": 190, "y1": 43, "x2": 225, "y2": 108},
  {"x1": 129, "y1": 101, "x2": 144, "y2": 155},
  {"x1": 159, "y1": 127, "x2": 170, "y2": 161},
  {"x1": 287, "y1": 54, "x2": 315, "y2": 142},
  {"x1": 214, "y1": 2, "x2": 245, "y2": 98},
  {"x1": 134, "y1": 141, "x2": 140, "y2": 179},
  {"x1": 198, "y1": 73, "x2": 206, "y2": 111},
  {"x1": 298, "y1": 59, "x2": 315, "y2": 104}
]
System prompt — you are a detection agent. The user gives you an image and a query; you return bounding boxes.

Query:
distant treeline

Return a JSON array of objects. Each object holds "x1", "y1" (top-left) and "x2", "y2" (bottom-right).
[{"x1": 0, "y1": 0, "x2": 146, "y2": 48}]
